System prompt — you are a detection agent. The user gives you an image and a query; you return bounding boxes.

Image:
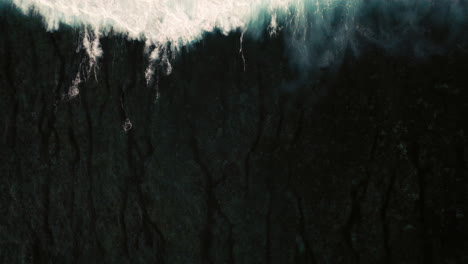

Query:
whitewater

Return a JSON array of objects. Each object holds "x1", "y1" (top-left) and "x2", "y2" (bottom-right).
[{"x1": 2, "y1": 0, "x2": 467, "y2": 79}]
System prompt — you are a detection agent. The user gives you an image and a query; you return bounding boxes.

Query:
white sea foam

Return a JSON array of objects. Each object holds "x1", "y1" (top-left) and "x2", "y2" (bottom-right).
[
  {"x1": 3, "y1": 0, "x2": 467, "y2": 81},
  {"x1": 10, "y1": 0, "x2": 300, "y2": 48}
]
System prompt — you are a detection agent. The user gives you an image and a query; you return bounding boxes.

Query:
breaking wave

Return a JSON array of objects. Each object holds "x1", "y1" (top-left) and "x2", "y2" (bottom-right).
[{"x1": 2, "y1": 0, "x2": 468, "y2": 81}]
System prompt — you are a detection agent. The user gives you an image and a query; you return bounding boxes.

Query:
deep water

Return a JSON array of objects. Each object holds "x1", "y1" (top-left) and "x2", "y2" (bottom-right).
[{"x1": 1, "y1": 2, "x2": 468, "y2": 264}]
